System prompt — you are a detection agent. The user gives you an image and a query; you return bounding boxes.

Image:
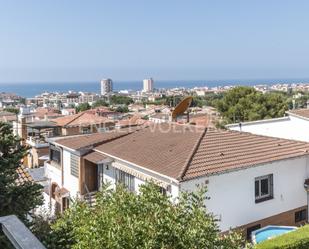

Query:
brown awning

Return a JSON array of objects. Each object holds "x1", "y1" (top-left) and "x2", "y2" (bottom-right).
[{"x1": 84, "y1": 151, "x2": 108, "y2": 164}]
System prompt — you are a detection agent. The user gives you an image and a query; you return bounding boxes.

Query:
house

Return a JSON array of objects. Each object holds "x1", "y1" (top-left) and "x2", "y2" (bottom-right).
[
  {"x1": 149, "y1": 113, "x2": 171, "y2": 123},
  {"x1": 115, "y1": 114, "x2": 148, "y2": 128},
  {"x1": 226, "y1": 108, "x2": 309, "y2": 142},
  {"x1": 43, "y1": 123, "x2": 309, "y2": 237},
  {"x1": 0, "y1": 111, "x2": 17, "y2": 123},
  {"x1": 14, "y1": 111, "x2": 115, "y2": 168},
  {"x1": 61, "y1": 108, "x2": 76, "y2": 116},
  {"x1": 52, "y1": 111, "x2": 115, "y2": 135}
]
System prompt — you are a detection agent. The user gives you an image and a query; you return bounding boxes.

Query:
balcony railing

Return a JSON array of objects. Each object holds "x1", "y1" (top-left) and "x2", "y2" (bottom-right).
[{"x1": 26, "y1": 136, "x2": 49, "y2": 148}]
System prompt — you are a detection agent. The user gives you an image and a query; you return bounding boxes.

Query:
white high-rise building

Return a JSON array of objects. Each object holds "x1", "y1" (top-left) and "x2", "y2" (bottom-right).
[
  {"x1": 143, "y1": 78, "x2": 154, "y2": 92},
  {"x1": 100, "y1": 79, "x2": 113, "y2": 95}
]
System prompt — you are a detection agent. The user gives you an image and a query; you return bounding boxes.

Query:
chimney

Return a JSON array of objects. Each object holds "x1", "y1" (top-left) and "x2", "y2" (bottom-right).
[{"x1": 19, "y1": 117, "x2": 27, "y2": 145}]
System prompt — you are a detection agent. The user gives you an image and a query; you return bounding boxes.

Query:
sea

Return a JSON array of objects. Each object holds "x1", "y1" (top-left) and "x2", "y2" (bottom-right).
[{"x1": 0, "y1": 78, "x2": 308, "y2": 98}]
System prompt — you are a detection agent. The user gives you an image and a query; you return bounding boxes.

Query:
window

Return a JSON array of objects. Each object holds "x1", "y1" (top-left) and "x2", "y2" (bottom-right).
[
  {"x1": 115, "y1": 169, "x2": 135, "y2": 192},
  {"x1": 246, "y1": 224, "x2": 261, "y2": 240},
  {"x1": 70, "y1": 154, "x2": 79, "y2": 177},
  {"x1": 82, "y1": 127, "x2": 91, "y2": 134},
  {"x1": 50, "y1": 146, "x2": 61, "y2": 166},
  {"x1": 295, "y1": 209, "x2": 307, "y2": 223},
  {"x1": 159, "y1": 187, "x2": 167, "y2": 196},
  {"x1": 255, "y1": 174, "x2": 273, "y2": 203}
]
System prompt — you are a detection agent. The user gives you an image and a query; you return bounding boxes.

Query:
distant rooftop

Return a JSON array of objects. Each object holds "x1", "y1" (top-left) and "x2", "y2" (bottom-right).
[{"x1": 287, "y1": 108, "x2": 309, "y2": 119}]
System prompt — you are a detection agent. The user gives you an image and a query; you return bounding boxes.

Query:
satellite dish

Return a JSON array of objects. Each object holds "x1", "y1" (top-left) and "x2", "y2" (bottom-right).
[{"x1": 171, "y1": 96, "x2": 193, "y2": 121}]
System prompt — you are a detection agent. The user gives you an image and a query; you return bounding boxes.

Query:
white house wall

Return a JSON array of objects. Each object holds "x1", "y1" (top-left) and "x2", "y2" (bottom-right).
[
  {"x1": 44, "y1": 162, "x2": 61, "y2": 187},
  {"x1": 180, "y1": 156, "x2": 309, "y2": 231},
  {"x1": 103, "y1": 159, "x2": 179, "y2": 199},
  {"x1": 62, "y1": 150, "x2": 79, "y2": 197},
  {"x1": 228, "y1": 116, "x2": 309, "y2": 142}
]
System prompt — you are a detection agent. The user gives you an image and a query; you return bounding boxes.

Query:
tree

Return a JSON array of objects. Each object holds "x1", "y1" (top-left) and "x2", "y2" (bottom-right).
[
  {"x1": 0, "y1": 122, "x2": 43, "y2": 247},
  {"x1": 3, "y1": 107, "x2": 19, "y2": 115},
  {"x1": 115, "y1": 106, "x2": 129, "y2": 113},
  {"x1": 92, "y1": 99, "x2": 109, "y2": 108},
  {"x1": 215, "y1": 86, "x2": 289, "y2": 123},
  {"x1": 75, "y1": 103, "x2": 91, "y2": 113},
  {"x1": 110, "y1": 95, "x2": 134, "y2": 105},
  {"x1": 45, "y1": 183, "x2": 248, "y2": 249}
]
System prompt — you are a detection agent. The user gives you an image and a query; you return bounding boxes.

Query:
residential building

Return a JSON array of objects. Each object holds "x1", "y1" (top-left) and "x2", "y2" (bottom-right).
[
  {"x1": 14, "y1": 111, "x2": 115, "y2": 168},
  {"x1": 143, "y1": 78, "x2": 154, "y2": 92},
  {"x1": 52, "y1": 111, "x2": 115, "y2": 135},
  {"x1": 101, "y1": 79, "x2": 113, "y2": 95},
  {"x1": 227, "y1": 108, "x2": 309, "y2": 142},
  {"x1": 0, "y1": 111, "x2": 17, "y2": 123},
  {"x1": 43, "y1": 124, "x2": 309, "y2": 237}
]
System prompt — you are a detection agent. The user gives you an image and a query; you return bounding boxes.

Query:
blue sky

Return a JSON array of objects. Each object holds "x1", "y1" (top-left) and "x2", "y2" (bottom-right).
[{"x1": 1, "y1": 0, "x2": 309, "y2": 82}]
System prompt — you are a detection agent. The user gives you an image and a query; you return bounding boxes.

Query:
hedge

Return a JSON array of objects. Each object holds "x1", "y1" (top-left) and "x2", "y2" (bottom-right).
[{"x1": 255, "y1": 225, "x2": 309, "y2": 249}]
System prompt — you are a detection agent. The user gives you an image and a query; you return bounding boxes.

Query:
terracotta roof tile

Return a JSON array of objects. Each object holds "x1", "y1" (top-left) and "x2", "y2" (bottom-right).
[
  {"x1": 183, "y1": 130, "x2": 309, "y2": 180},
  {"x1": 16, "y1": 167, "x2": 33, "y2": 185},
  {"x1": 53, "y1": 112, "x2": 113, "y2": 127},
  {"x1": 95, "y1": 124, "x2": 205, "y2": 179},
  {"x1": 55, "y1": 128, "x2": 137, "y2": 150},
  {"x1": 84, "y1": 151, "x2": 108, "y2": 164},
  {"x1": 288, "y1": 108, "x2": 309, "y2": 119},
  {"x1": 94, "y1": 124, "x2": 309, "y2": 181}
]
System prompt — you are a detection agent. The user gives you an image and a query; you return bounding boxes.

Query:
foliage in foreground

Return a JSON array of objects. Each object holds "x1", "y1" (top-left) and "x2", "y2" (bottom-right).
[
  {"x1": 43, "y1": 184, "x2": 248, "y2": 249},
  {"x1": 0, "y1": 122, "x2": 43, "y2": 248},
  {"x1": 255, "y1": 225, "x2": 309, "y2": 249}
]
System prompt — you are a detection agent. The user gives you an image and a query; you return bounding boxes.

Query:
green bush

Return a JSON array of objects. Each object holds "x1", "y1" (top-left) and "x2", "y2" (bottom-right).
[{"x1": 255, "y1": 225, "x2": 309, "y2": 249}]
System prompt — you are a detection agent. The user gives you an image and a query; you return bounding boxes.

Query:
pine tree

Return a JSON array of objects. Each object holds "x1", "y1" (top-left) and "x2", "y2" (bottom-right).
[{"x1": 0, "y1": 121, "x2": 43, "y2": 219}]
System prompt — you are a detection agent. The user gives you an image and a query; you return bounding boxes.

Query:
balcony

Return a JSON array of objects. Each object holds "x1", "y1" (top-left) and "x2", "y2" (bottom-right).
[
  {"x1": 26, "y1": 136, "x2": 49, "y2": 148},
  {"x1": 25, "y1": 121, "x2": 59, "y2": 148}
]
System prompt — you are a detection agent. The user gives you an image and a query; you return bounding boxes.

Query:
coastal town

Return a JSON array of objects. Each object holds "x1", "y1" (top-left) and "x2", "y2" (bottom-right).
[
  {"x1": 3, "y1": 1, "x2": 309, "y2": 249},
  {"x1": 2, "y1": 77, "x2": 309, "y2": 248}
]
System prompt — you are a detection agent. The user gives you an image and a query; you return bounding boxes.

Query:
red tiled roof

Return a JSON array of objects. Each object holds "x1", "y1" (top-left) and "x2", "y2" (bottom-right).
[
  {"x1": 53, "y1": 122, "x2": 309, "y2": 181},
  {"x1": 287, "y1": 108, "x2": 309, "y2": 119},
  {"x1": 53, "y1": 112, "x2": 113, "y2": 127},
  {"x1": 94, "y1": 124, "x2": 309, "y2": 181},
  {"x1": 84, "y1": 151, "x2": 108, "y2": 164},
  {"x1": 95, "y1": 124, "x2": 205, "y2": 179},
  {"x1": 55, "y1": 129, "x2": 138, "y2": 150},
  {"x1": 183, "y1": 130, "x2": 309, "y2": 180},
  {"x1": 16, "y1": 167, "x2": 33, "y2": 185}
]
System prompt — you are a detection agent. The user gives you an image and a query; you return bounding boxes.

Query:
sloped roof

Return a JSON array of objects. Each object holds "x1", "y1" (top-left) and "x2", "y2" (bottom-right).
[
  {"x1": 52, "y1": 122, "x2": 309, "y2": 181},
  {"x1": 287, "y1": 108, "x2": 309, "y2": 119},
  {"x1": 16, "y1": 167, "x2": 33, "y2": 185},
  {"x1": 53, "y1": 112, "x2": 114, "y2": 127},
  {"x1": 84, "y1": 151, "x2": 108, "y2": 164},
  {"x1": 55, "y1": 129, "x2": 136, "y2": 150},
  {"x1": 94, "y1": 124, "x2": 309, "y2": 181},
  {"x1": 183, "y1": 129, "x2": 309, "y2": 180}
]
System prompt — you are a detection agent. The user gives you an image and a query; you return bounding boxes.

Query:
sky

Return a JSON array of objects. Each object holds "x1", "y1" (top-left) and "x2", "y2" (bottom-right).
[{"x1": 1, "y1": 0, "x2": 309, "y2": 83}]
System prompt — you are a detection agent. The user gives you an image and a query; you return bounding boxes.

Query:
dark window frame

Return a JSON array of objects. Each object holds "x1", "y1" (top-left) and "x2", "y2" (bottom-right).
[
  {"x1": 295, "y1": 209, "x2": 307, "y2": 223},
  {"x1": 255, "y1": 174, "x2": 274, "y2": 203},
  {"x1": 115, "y1": 169, "x2": 135, "y2": 192},
  {"x1": 246, "y1": 224, "x2": 261, "y2": 240},
  {"x1": 50, "y1": 145, "x2": 61, "y2": 166}
]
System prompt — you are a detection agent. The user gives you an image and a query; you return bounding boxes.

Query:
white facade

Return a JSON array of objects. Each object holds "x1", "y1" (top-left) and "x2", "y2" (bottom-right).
[
  {"x1": 227, "y1": 115, "x2": 309, "y2": 142},
  {"x1": 143, "y1": 78, "x2": 154, "y2": 92},
  {"x1": 101, "y1": 79, "x2": 113, "y2": 95},
  {"x1": 101, "y1": 157, "x2": 180, "y2": 199},
  {"x1": 181, "y1": 157, "x2": 309, "y2": 231}
]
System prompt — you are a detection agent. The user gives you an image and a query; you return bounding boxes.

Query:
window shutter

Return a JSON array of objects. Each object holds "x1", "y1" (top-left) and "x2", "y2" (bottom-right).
[{"x1": 270, "y1": 174, "x2": 274, "y2": 197}]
